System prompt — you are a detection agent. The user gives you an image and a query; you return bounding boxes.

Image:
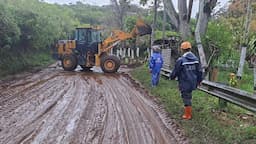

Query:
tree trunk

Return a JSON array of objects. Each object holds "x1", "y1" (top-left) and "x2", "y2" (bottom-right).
[
  {"x1": 187, "y1": 0, "x2": 193, "y2": 22},
  {"x1": 163, "y1": 0, "x2": 217, "y2": 40},
  {"x1": 110, "y1": 0, "x2": 129, "y2": 29},
  {"x1": 178, "y1": 0, "x2": 191, "y2": 39},
  {"x1": 163, "y1": 0, "x2": 179, "y2": 31},
  {"x1": 198, "y1": 0, "x2": 217, "y2": 36},
  {"x1": 195, "y1": 0, "x2": 208, "y2": 71}
]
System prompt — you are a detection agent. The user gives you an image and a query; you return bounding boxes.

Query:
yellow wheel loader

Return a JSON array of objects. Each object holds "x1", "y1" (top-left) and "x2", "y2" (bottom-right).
[{"x1": 55, "y1": 19, "x2": 152, "y2": 73}]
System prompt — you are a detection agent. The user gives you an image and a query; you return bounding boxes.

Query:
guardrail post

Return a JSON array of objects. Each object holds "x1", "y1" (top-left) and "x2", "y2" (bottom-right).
[
  {"x1": 211, "y1": 66, "x2": 228, "y2": 110},
  {"x1": 210, "y1": 66, "x2": 218, "y2": 82},
  {"x1": 219, "y1": 98, "x2": 227, "y2": 110}
]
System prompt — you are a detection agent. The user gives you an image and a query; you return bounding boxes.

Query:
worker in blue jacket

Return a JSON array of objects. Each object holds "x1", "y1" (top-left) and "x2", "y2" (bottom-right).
[
  {"x1": 170, "y1": 41, "x2": 203, "y2": 120},
  {"x1": 149, "y1": 45, "x2": 163, "y2": 87}
]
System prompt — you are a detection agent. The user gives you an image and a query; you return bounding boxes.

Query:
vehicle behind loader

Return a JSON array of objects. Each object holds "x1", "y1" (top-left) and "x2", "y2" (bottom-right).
[{"x1": 55, "y1": 19, "x2": 152, "y2": 73}]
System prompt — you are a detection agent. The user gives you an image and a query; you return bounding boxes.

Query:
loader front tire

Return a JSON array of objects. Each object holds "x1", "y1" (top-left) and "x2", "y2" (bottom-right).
[
  {"x1": 61, "y1": 55, "x2": 77, "y2": 71},
  {"x1": 100, "y1": 55, "x2": 120, "y2": 73}
]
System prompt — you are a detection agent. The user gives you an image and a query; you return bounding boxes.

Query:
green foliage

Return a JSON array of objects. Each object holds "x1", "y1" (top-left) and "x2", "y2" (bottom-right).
[
  {"x1": 155, "y1": 30, "x2": 179, "y2": 39},
  {"x1": 143, "y1": 10, "x2": 172, "y2": 31},
  {"x1": 203, "y1": 20, "x2": 236, "y2": 66},
  {"x1": 13, "y1": 0, "x2": 78, "y2": 50},
  {"x1": 0, "y1": 0, "x2": 80, "y2": 51},
  {"x1": 0, "y1": 2, "x2": 20, "y2": 48},
  {"x1": 247, "y1": 36, "x2": 256, "y2": 63},
  {"x1": 225, "y1": 17, "x2": 244, "y2": 47},
  {"x1": 125, "y1": 16, "x2": 137, "y2": 32},
  {"x1": 189, "y1": 18, "x2": 197, "y2": 34},
  {"x1": 248, "y1": 36, "x2": 256, "y2": 54},
  {"x1": 67, "y1": 2, "x2": 111, "y2": 25},
  {"x1": 131, "y1": 66, "x2": 256, "y2": 144}
]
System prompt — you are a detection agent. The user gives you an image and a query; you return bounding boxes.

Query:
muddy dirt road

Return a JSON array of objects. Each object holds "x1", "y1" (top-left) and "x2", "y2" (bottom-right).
[{"x1": 0, "y1": 66, "x2": 187, "y2": 144}]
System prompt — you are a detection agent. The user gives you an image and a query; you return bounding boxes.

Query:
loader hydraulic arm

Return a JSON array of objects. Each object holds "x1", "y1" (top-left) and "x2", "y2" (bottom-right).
[
  {"x1": 99, "y1": 19, "x2": 152, "y2": 54},
  {"x1": 100, "y1": 30, "x2": 133, "y2": 53}
]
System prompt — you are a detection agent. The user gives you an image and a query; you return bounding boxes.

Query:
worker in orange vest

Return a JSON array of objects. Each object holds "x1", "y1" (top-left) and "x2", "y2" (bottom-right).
[{"x1": 170, "y1": 41, "x2": 203, "y2": 120}]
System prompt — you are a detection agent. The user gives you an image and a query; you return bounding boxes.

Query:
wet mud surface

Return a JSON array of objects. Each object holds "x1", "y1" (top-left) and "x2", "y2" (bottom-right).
[{"x1": 0, "y1": 66, "x2": 188, "y2": 144}]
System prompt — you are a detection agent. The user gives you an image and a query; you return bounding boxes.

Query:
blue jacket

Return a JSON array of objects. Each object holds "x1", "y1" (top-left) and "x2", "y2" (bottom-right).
[
  {"x1": 170, "y1": 52, "x2": 203, "y2": 92},
  {"x1": 149, "y1": 52, "x2": 163, "y2": 73}
]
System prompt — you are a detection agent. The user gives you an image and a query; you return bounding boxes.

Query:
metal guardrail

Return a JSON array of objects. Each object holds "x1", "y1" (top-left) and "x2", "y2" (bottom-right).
[{"x1": 161, "y1": 68, "x2": 256, "y2": 113}]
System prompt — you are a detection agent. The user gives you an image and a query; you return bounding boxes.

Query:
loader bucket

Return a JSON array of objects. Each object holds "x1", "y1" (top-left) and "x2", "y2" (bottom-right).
[{"x1": 135, "y1": 19, "x2": 152, "y2": 36}]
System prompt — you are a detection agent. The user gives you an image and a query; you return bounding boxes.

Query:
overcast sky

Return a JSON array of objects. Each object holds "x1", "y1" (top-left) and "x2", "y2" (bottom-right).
[{"x1": 44, "y1": 0, "x2": 230, "y2": 17}]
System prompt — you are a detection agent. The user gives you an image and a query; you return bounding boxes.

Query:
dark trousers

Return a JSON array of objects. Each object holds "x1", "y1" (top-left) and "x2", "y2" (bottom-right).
[
  {"x1": 181, "y1": 91, "x2": 192, "y2": 106},
  {"x1": 151, "y1": 71, "x2": 160, "y2": 86}
]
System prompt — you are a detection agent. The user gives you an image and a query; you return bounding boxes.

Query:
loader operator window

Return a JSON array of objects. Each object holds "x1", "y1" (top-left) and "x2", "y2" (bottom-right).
[
  {"x1": 92, "y1": 30, "x2": 101, "y2": 43},
  {"x1": 77, "y1": 29, "x2": 87, "y2": 42},
  {"x1": 87, "y1": 31, "x2": 92, "y2": 43},
  {"x1": 76, "y1": 28, "x2": 101, "y2": 43},
  {"x1": 87, "y1": 30, "x2": 101, "y2": 43}
]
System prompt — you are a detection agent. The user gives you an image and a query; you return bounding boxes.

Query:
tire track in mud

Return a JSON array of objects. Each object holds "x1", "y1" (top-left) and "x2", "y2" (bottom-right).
[{"x1": 0, "y1": 68, "x2": 188, "y2": 144}]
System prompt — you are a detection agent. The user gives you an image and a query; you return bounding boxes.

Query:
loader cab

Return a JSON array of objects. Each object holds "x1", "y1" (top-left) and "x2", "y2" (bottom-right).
[
  {"x1": 75, "y1": 28, "x2": 101, "y2": 53},
  {"x1": 75, "y1": 28, "x2": 102, "y2": 66}
]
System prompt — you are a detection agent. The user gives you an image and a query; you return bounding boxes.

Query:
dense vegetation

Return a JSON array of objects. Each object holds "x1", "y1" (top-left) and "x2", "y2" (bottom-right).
[
  {"x1": 185, "y1": 1, "x2": 256, "y2": 70},
  {"x1": 0, "y1": 0, "x2": 75, "y2": 76}
]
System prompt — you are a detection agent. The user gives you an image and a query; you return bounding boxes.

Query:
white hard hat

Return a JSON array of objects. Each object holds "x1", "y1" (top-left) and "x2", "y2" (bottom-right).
[{"x1": 152, "y1": 45, "x2": 161, "y2": 52}]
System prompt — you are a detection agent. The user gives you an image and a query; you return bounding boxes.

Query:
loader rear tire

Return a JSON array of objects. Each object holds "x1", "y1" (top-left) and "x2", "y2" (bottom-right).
[
  {"x1": 100, "y1": 55, "x2": 120, "y2": 73},
  {"x1": 61, "y1": 55, "x2": 77, "y2": 71}
]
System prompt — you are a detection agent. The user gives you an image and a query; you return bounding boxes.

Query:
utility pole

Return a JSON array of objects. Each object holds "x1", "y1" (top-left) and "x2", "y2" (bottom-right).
[{"x1": 237, "y1": 0, "x2": 252, "y2": 79}]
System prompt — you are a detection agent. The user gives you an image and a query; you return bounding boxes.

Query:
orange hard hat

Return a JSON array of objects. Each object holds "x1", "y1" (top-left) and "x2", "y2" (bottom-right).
[{"x1": 180, "y1": 41, "x2": 192, "y2": 50}]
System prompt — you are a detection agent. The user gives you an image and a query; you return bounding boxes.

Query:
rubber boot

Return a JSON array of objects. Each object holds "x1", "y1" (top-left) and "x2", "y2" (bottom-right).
[{"x1": 182, "y1": 106, "x2": 192, "y2": 120}]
